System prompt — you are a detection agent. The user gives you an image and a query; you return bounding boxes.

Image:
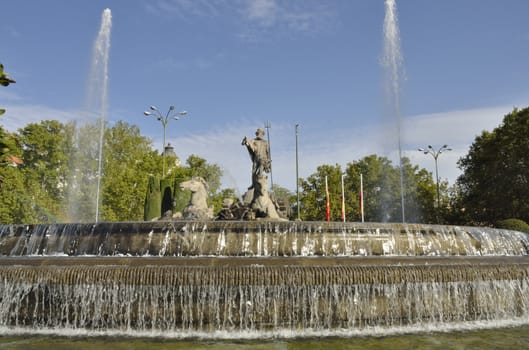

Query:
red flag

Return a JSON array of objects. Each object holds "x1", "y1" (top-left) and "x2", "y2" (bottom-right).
[
  {"x1": 359, "y1": 191, "x2": 363, "y2": 219},
  {"x1": 325, "y1": 176, "x2": 331, "y2": 221},
  {"x1": 7, "y1": 155, "x2": 22, "y2": 165}
]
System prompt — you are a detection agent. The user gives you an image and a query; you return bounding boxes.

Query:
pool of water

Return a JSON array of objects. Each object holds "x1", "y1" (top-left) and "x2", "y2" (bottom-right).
[{"x1": 1, "y1": 326, "x2": 529, "y2": 350}]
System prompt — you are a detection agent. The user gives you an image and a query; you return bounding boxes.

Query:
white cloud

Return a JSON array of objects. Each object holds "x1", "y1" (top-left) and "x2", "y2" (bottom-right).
[
  {"x1": 0, "y1": 104, "x2": 98, "y2": 132},
  {"x1": 402, "y1": 106, "x2": 508, "y2": 148},
  {"x1": 145, "y1": 0, "x2": 221, "y2": 19},
  {"x1": 170, "y1": 120, "x2": 385, "y2": 194},
  {"x1": 2, "y1": 105, "x2": 80, "y2": 132},
  {"x1": 170, "y1": 106, "x2": 511, "y2": 193},
  {"x1": 2, "y1": 100, "x2": 512, "y2": 194},
  {"x1": 240, "y1": 0, "x2": 333, "y2": 36},
  {"x1": 244, "y1": 0, "x2": 278, "y2": 26},
  {"x1": 402, "y1": 106, "x2": 509, "y2": 185},
  {"x1": 145, "y1": 0, "x2": 334, "y2": 39}
]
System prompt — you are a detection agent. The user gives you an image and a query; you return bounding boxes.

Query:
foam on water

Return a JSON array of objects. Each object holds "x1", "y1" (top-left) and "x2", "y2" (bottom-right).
[{"x1": 2, "y1": 317, "x2": 529, "y2": 340}]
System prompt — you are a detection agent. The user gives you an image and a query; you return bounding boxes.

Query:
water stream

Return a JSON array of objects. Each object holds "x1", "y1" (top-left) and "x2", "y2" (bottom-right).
[
  {"x1": 66, "y1": 9, "x2": 112, "y2": 223},
  {"x1": 382, "y1": 0, "x2": 406, "y2": 222}
]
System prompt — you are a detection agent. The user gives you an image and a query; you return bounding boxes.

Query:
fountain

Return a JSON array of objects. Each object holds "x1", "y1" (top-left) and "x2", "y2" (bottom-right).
[
  {"x1": 1, "y1": 221, "x2": 529, "y2": 338},
  {"x1": 2, "y1": 3, "x2": 529, "y2": 341},
  {"x1": 3, "y1": 124, "x2": 529, "y2": 338},
  {"x1": 1, "y1": 132, "x2": 529, "y2": 336}
]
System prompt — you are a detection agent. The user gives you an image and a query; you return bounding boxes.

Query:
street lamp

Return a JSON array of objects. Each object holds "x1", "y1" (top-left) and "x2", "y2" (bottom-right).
[
  {"x1": 144, "y1": 105, "x2": 188, "y2": 177},
  {"x1": 418, "y1": 144, "x2": 452, "y2": 211},
  {"x1": 295, "y1": 124, "x2": 300, "y2": 221}
]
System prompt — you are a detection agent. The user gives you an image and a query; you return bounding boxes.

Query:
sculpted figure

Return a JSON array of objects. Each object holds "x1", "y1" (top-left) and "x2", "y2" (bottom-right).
[
  {"x1": 242, "y1": 128, "x2": 283, "y2": 220},
  {"x1": 242, "y1": 128, "x2": 271, "y2": 183},
  {"x1": 179, "y1": 177, "x2": 214, "y2": 220}
]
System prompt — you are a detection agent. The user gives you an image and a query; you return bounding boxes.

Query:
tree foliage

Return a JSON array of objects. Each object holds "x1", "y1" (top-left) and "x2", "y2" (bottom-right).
[
  {"x1": 0, "y1": 63, "x2": 16, "y2": 116},
  {"x1": 0, "y1": 63, "x2": 18, "y2": 166},
  {"x1": 456, "y1": 107, "x2": 529, "y2": 225},
  {"x1": 101, "y1": 121, "x2": 162, "y2": 221},
  {"x1": 299, "y1": 164, "x2": 343, "y2": 221},
  {"x1": 19, "y1": 120, "x2": 73, "y2": 221},
  {"x1": 298, "y1": 155, "x2": 438, "y2": 223}
]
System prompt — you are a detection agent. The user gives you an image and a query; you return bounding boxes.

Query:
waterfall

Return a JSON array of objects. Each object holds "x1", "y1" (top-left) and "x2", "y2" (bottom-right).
[{"x1": 1, "y1": 261, "x2": 529, "y2": 335}]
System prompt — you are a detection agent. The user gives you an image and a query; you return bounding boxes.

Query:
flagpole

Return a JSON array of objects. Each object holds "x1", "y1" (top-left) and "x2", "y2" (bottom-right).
[
  {"x1": 325, "y1": 175, "x2": 331, "y2": 222},
  {"x1": 341, "y1": 173, "x2": 346, "y2": 222},
  {"x1": 360, "y1": 173, "x2": 365, "y2": 223}
]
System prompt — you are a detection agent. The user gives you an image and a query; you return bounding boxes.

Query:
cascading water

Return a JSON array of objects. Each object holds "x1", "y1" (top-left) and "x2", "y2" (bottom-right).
[
  {"x1": 1, "y1": 221, "x2": 529, "y2": 257},
  {"x1": 66, "y1": 9, "x2": 112, "y2": 223},
  {"x1": 382, "y1": 0, "x2": 406, "y2": 222},
  {"x1": 1, "y1": 221, "x2": 529, "y2": 338}
]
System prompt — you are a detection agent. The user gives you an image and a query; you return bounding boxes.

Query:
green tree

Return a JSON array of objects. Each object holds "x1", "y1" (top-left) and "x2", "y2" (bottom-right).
[
  {"x1": 349, "y1": 155, "x2": 437, "y2": 223},
  {"x1": 457, "y1": 107, "x2": 529, "y2": 225},
  {"x1": 0, "y1": 128, "x2": 36, "y2": 223},
  {"x1": 298, "y1": 155, "x2": 437, "y2": 223},
  {"x1": 18, "y1": 120, "x2": 73, "y2": 222},
  {"x1": 345, "y1": 155, "x2": 397, "y2": 222},
  {"x1": 0, "y1": 63, "x2": 16, "y2": 116},
  {"x1": 182, "y1": 154, "x2": 224, "y2": 213},
  {"x1": 0, "y1": 126, "x2": 21, "y2": 168},
  {"x1": 0, "y1": 165, "x2": 37, "y2": 223},
  {"x1": 271, "y1": 184, "x2": 295, "y2": 219},
  {"x1": 64, "y1": 122, "x2": 101, "y2": 222},
  {"x1": 0, "y1": 63, "x2": 18, "y2": 169},
  {"x1": 299, "y1": 164, "x2": 343, "y2": 221},
  {"x1": 185, "y1": 154, "x2": 222, "y2": 194},
  {"x1": 101, "y1": 121, "x2": 163, "y2": 221},
  {"x1": 399, "y1": 157, "x2": 438, "y2": 223}
]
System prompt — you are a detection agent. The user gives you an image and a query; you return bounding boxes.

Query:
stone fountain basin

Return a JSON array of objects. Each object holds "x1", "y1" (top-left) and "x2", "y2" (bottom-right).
[{"x1": 1, "y1": 221, "x2": 528, "y2": 257}]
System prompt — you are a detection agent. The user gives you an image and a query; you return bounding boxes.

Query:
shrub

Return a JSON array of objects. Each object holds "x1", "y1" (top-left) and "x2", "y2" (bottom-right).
[{"x1": 495, "y1": 218, "x2": 529, "y2": 233}]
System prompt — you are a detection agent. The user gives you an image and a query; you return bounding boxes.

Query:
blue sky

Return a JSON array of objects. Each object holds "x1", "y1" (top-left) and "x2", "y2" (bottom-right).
[{"x1": 1, "y1": 0, "x2": 529, "y2": 194}]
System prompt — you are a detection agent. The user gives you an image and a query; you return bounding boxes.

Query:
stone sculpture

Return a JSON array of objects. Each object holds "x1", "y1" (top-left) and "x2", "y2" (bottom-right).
[
  {"x1": 242, "y1": 128, "x2": 282, "y2": 219},
  {"x1": 179, "y1": 177, "x2": 214, "y2": 220}
]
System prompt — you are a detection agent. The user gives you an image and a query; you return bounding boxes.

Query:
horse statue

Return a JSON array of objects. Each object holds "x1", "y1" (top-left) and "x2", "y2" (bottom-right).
[{"x1": 179, "y1": 177, "x2": 214, "y2": 220}]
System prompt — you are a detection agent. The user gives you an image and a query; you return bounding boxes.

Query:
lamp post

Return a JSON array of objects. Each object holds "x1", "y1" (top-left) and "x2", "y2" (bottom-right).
[
  {"x1": 295, "y1": 124, "x2": 300, "y2": 221},
  {"x1": 144, "y1": 105, "x2": 187, "y2": 177},
  {"x1": 418, "y1": 144, "x2": 452, "y2": 210}
]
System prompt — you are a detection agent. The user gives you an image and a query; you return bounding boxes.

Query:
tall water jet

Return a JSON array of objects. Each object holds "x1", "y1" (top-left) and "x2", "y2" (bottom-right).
[
  {"x1": 66, "y1": 9, "x2": 112, "y2": 222},
  {"x1": 382, "y1": 0, "x2": 406, "y2": 222}
]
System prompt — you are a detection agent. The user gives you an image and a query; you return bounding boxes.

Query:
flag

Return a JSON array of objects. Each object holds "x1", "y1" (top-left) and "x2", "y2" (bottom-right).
[
  {"x1": 341, "y1": 197, "x2": 345, "y2": 222},
  {"x1": 359, "y1": 190, "x2": 363, "y2": 220},
  {"x1": 7, "y1": 155, "x2": 22, "y2": 165},
  {"x1": 325, "y1": 176, "x2": 331, "y2": 221}
]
